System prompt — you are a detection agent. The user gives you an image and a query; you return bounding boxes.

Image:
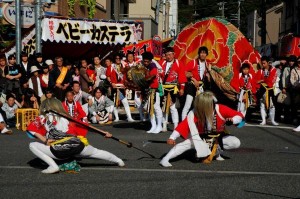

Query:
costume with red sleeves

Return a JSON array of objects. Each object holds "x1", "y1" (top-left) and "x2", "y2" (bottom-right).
[
  {"x1": 106, "y1": 63, "x2": 129, "y2": 84},
  {"x1": 146, "y1": 63, "x2": 159, "y2": 89},
  {"x1": 175, "y1": 104, "x2": 244, "y2": 139},
  {"x1": 185, "y1": 59, "x2": 208, "y2": 82},
  {"x1": 62, "y1": 101, "x2": 88, "y2": 137},
  {"x1": 159, "y1": 59, "x2": 186, "y2": 89},
  {"x1": 255, "y1": 66, "x2": 277, "y2": 109},
  {"x1": 160, "y1": 104, "x2": 244, "y2": 166},
  {"x1": 237, "y1": 73, "x2": 256, "y2": 93},
  {"x1": 255, "y1": 66, "x2": 277, "y2": 89}
]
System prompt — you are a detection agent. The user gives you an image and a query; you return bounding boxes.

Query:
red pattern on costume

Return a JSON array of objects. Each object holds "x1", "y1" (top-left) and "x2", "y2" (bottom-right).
[
  {"x1": 232, "y1": 73, "x2": 256, "y2": 94},
  {"x1": 106, "y1": 63, "x2": 129, "y2": 84},
  {"x1": 159, "y1": 59, "x2": 186, "y2": 89},
  {"x1": 175, "y1": 104, "x2": 244, "y2": 139},
  {"x1": 62, "y1": 101, "x2": 88, "y2": 137},
  {"x1": 27, "y1": 116, "x2": 47, "y2": 136},
  {"x1": 185, "y1": 59, "x2": 208, "y2": 81},
  {"x1": 255, "y1": 67, "x2": 277, "y2": 88}
]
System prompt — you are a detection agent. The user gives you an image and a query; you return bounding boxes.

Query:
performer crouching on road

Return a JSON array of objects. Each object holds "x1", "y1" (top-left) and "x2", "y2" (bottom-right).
[
  {"x1": 27, "y1": 98, "x2": 125, "y2": 174},
  {"x1": 160, "y1": 91, "x2": 244, "y2": 167}
]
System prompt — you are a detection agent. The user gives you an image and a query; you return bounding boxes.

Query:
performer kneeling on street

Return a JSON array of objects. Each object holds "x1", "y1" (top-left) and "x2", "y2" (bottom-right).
[
  {"x1": 160, "y1": 91, "x2": 244, "y2": 167},
  {"x1": 27, "y1": 98, "x2": 125, "y2": 174}
]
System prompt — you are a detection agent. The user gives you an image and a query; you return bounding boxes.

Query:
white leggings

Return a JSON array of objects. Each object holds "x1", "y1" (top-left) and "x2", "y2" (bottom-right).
[
  {"x1": 29, "y1": 142, "x2": 122, "y2": 168},
  {"x1": 163, "y1": 135, "x2": 241, "y2": 162}
]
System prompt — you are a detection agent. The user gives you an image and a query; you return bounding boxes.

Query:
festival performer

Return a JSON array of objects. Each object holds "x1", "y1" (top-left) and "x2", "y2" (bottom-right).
[
  {"x1": 160, "y1": 91, "x2": 244, "y2": 167},
  {"x1": 62, "y1": 90, "x2": 88, "y2": 137},
  {"x1": 27, "y1": 98, "x2": 125, "y2": 174},
  {"x1": 138, "y1": 52, "x2": 163, "y2": 134},
  {"x1": 181, "y1": 46, "x2": 210, "y2": 120},
  {"x1": 106, "y1": 53, "x2": 134, "y2": 122},
  {"x1": 235, "y1": 63, "x2": 256, "y2": 116},
  {"x1": 124, "y1": 52, "x2": 144, "y2": 120},
  {"x1": 255, "y1": 56, "x2": 278, "y2": 126},
  {"x1": 159, "y1": 47, "x2": 186, "y2": 131},
  {"x1": 89, "y1": 87, "x2": 114, "y2": 124}
]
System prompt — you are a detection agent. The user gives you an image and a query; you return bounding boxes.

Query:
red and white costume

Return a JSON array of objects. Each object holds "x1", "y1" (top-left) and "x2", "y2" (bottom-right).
[
  {"x1": 62, "y1": 101, "x2": 88, "y2": 137},
  {"x1": 181, "y1": 59, "x2": 208, "y2": 120},
  {"x1": 235, "y1": 73, "x2": 256, "y2": 116},
  {"x1": 106, "y1": 63, "x2": 134, "y2": 122},
  {"x1": 159, "y1": 59, "x2": 186, "y2": 129},
  {"x1": 27, "y1": 111, "x2": 124, "y2": 174},
  {"x1": 160, "y1": 104, "x2": 243, "y2": 167},
  {"x1": 255, "y1": 66, "x2": 278, "y2": 125}
]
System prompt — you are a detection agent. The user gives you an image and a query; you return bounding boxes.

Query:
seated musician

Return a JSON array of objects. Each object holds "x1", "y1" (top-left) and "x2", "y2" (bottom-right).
[{"x1": 160, "y1": 91, "x2": 244, "y2": 167}]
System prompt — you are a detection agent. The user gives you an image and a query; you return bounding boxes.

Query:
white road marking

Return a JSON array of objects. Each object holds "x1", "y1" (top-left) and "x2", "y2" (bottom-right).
[
  {"x1": 0, "y1": 166, "x2": 299, "y2": 176},
  {"x1": 245, "y1": 124, "x2": 295, "y2": 129}
]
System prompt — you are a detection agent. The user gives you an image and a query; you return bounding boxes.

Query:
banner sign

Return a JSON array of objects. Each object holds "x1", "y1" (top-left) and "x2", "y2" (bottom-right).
[
  {"x1": 42, "y1": 18, "x2": 137, "y2": 45},
  {"x1": 122, "y1": 37, "x2": 162, "y2": 60},
  {"x1": 5, "y1": 28, "x2": 36, "y2": 58}
]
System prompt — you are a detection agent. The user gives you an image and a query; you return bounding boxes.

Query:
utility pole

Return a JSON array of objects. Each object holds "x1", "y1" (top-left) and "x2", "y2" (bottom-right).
[
  {"x1": 15, "y1": 0, "x2": 21, "y2": 65},
  {"x1": 35, "y1": 0, "x2": 42, "y2": 53},
  {"x1": 253, "y1": 9, "x2": 257, "y2": 47},
  {"x1": 162, "y1": 0, "x2": 166, "y2": 39},
  {"x1": 261, "y1": 0, "x2": 266, "y2": 45},
  {"x1": 217, "y1": 1, "x2": 226, "y2": 19},
  {"x1": 237, "y1": 0, "x2": 241, "y2": 29}
]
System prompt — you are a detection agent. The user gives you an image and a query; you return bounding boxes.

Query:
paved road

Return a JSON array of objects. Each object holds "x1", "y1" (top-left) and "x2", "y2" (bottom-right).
[{"x1": 1, "y1": 120, "x2": 300, "y2": 199}]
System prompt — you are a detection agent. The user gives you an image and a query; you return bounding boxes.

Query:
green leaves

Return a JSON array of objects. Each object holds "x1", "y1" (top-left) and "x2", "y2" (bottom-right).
[{"x1": 67, "y1": 0, "x2": 96, "y2": 19}]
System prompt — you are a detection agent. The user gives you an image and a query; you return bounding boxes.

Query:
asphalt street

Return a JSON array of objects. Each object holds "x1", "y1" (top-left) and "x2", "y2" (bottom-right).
[{"x1": 1, "y1": 118, "x2": 300, "y2": 199}]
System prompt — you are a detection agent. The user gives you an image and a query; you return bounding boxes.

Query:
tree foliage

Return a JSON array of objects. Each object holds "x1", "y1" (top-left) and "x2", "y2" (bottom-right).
[{"x1": 178, "y1": 0, "x2": 283, "y2": 35}]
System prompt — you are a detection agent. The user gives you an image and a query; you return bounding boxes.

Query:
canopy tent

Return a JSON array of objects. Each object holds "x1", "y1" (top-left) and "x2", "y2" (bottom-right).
[{"x1": 173, "y1": 17, "x2": 261, "y2": 100}]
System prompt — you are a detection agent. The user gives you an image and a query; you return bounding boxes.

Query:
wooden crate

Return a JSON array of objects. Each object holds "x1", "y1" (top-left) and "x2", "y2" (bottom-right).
[{"x1": 16, "y1": 109, "x2": 39, "y2": 131}]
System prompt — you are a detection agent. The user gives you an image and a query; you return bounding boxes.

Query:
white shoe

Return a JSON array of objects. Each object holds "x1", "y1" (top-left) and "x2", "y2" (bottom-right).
[
  {"x1": 1, "y1": 127, "x2": 12, "y2": 134},
  {"x1": 271, "y1": 121, "x2": 279, "y2": 126},
  {"x1": 260, "y1": 121, "x2": 266, "y2": 125},
  {"x1": 160, "y1": 159, "x2": 172, "y2": 167},
  {"x1": 127, "y1": 118, "x2": 135, "y2": 122},
  {"x1": 41, "y1": 166, "x2": 59, "y2": 174},
  {"x1": 117, "y1": 160, "x2": 125, "y2": 167},
  {"x1": 216, "y1": 155, "x2": 225, "y2": 161},
  {"x1": 114, "y1": 118, "x2": 119, "y2": 122},
  {"x1": 293, "y1": 126, "x2": 300, "y2": 132},
  {"x1": 152, "y1": 126, "x2": 162, "y2": 134}
]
